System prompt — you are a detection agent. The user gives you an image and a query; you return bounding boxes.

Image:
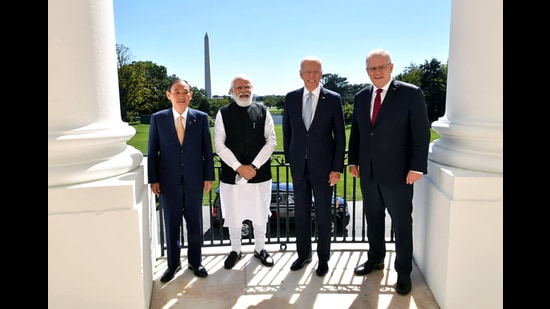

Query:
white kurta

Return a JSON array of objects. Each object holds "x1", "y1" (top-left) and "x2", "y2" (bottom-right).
[
  {"x1": 219, "y1": 180, "x2": 272, "y2": 228},
  {"x1": 214, "y1": 105, "x2": 277, "y2": 230}
]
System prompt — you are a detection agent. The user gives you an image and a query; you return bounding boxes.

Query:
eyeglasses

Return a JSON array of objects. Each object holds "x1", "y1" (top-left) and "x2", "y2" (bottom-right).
[
  {"x1": 235, "y1": 85, "x2": 252, "y2": 91},
  {"x1": 367, "y1": 63, "x2": 392, "y2": 73}
]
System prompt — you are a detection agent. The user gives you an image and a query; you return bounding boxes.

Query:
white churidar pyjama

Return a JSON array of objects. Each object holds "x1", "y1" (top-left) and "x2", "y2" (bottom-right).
[{"x1": 220, "y1": 179, "x2": 272, "y2": 253}]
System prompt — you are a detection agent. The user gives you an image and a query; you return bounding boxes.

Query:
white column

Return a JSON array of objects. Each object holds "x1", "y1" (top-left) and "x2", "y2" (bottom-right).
[
  {"x1": 414, "y1": 0, "x2": 503, "y2": 308},
  {"x1": 48, "y1": 0, "x2": 142, "y2": 187},
  {"x1": 429, "y1": 0, "x2": 503, "y2": 174},
  {"x1": 48, "y1": 1, "x2": 153, "y2": 308}
]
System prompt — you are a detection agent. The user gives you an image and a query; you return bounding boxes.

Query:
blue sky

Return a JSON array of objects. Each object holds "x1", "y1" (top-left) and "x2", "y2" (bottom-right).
[{"x1": 113, "y1": 0, "x2": 451, "y2": 97}]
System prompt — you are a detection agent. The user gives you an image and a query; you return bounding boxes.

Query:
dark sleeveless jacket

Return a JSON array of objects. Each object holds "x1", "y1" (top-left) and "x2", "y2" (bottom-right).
[{"x1": 218, "y1": 101, "x2": 272, "y2": 184}]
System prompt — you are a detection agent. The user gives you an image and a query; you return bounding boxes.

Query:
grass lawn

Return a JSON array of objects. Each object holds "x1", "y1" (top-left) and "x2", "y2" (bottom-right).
[{"x1": 129, "y1": 116, "x2": 439, "y2": 202}]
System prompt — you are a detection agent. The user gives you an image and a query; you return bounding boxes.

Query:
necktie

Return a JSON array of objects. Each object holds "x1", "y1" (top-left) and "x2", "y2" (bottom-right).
[
  {"x1": 177, "y1": 115, "x2": 184, "y2": 144},
  {"x1": 371, "y1": 88, "x2": 383, "y2": 124},
  {"x1": 303, "y1": 92, "x2": 313, "y2": 130}
]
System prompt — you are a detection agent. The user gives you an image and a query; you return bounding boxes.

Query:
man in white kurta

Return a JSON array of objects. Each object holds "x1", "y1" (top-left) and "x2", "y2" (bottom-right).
[{"x1": 214, "y1": 74, "x2": 277, "y2": 269}]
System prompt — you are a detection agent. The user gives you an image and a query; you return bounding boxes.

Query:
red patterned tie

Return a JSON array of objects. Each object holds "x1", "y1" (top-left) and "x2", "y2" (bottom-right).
[{"x1": 371, "y1": 88, "x2": 383, "y2": 124}]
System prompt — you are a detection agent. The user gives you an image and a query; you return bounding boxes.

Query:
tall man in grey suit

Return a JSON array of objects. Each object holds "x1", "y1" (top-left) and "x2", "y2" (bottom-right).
[
  {"x1": 282, "y1": 56, "x2": 346, "y2": 277},
  {"x1": 348, "y1": 49, "x2": 430, "y2": 295},
  {"x1": 148, "y1": 79, "x2": 215, "y2": 282}
]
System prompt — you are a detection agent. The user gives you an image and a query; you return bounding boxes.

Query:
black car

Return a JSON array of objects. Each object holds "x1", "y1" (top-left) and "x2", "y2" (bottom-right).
[{"x1": 211, "y1": 182, "x2": 350, "y2": 238}]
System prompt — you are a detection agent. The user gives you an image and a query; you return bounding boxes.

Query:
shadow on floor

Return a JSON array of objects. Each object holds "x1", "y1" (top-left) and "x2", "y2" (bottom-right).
[{"x1": 149, "y1": 243, "x2": 440, "y2": 309}]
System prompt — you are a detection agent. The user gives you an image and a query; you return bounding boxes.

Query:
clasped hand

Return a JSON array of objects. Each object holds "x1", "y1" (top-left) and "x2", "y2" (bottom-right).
[{"x1": 237, "y1": 164, "x2": 257, "y2": 180}]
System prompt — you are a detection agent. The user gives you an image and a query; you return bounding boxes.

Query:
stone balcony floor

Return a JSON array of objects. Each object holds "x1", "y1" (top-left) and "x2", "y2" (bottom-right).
[{"x1": 149, "y1": 243, "x2": 440, "y2": 309}]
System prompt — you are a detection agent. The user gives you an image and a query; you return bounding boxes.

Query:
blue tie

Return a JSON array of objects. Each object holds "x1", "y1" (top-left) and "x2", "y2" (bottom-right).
[{"x1": 303, "y1": 92, "x2": 313, "y2": 130}]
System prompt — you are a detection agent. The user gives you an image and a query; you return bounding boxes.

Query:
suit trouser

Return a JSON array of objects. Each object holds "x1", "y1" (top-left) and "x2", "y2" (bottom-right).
[
  {"x1": 360, "y1": 178, "x2": 414, "y2": 275},
  {"x1": 293, "y1": 169, "x2": 333, "y2": 263},
  {"x1": 161, "y1": 185, "x2": 203, "y2": 269}
]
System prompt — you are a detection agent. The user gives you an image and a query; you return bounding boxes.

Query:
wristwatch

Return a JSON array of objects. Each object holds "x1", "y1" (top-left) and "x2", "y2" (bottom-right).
[{"x1": 251, "y1": 164, "x2": 258, "y2": 171}]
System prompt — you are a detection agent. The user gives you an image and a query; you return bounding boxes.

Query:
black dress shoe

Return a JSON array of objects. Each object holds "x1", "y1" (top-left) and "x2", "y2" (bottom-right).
[
  {"x1": 254, "y1": 249, "x2": 274, "y2": 267},
  {"x1": 316, "y1": 261, "x2": 329, "y2": 277},
  {"x1": 290, "y1": 256, "x2": 312, "y2": 271},
  {"x1": 188, "y1": 264, "x2": 208, "y2": 277},
  {"x1": 396, "y1": 274, "x2": 412, "y2": 295},
  {"x1": 354, "y1": 261, "x2": 384, "y2": 275},
  {"x1": 160, "y1": 264, "x2": 182, "y2": 282},
  {"x1": 224, "y1": 251, "x2": 242, "y2": 269}
]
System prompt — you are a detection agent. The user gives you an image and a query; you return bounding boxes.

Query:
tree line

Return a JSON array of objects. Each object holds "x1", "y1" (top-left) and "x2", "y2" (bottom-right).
[{"x1": 117, "y1": 44, "x2": 447, "y2": 125}]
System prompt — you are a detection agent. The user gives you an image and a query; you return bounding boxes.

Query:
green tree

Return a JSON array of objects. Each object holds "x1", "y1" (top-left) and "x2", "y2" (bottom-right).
[
  {"x1": 116, "y1": 44, "x2": 134, "y2": 68},
  {"x1": 395, "y1": 60, "x2": 447, "y2": 124},
  {"x1": 341, "y1": 83, "x2": 366, "y2": 122},
  {"x1": 209, "y1": 96, "x2": 231, "y2": 118},
  {"x1": 264, "y1": 95, "x2": 285, "y2": 109},
  {"x1": 188, "y1": 86, "x2": 210, "y2": 114},
  {"x1": 419, "y1": 59, "x2": 447, "y2": 123},
  {"x1": 117, "y1": 60, "x2": 172, "y2": 121},
  {"x1": 395, "y1": 63, "x2": 422, "y2": 85},
  {"x1": 145, "y1": 63, "x2": 171, "y2": 113},
  {"x1": 342, "y1": 103, "x2": 354, "y2": 123},
  {"x1": 344, "y1": 83, "x2": 366, "y2": 102},
  {"x1": 117, "y1": 44, "x2": 447, "y2": 126},
  {"x1": 321, "y1": 73, "x2": 349, "y2": 95},
  {"x1": 321, "y1": 73, "x2": 365, "y2": 122},
  {"x1": 118, "y1": 63, "x2": 148, "y2": 121}
]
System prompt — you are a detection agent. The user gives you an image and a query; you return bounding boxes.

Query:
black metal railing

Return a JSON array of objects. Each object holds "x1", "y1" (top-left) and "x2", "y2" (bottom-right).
[{"x1": 155, "y1": 150, "x2": 395, "y2": 256}]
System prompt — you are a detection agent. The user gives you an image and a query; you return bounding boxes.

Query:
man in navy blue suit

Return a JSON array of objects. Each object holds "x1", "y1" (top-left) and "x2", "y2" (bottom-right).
[
  {"x1": 348, "y1": 49, "x2": 431, "y2": 295},
  {"x1": 282, "y1": 56, "x2": 346, "y2": 277},
  {"x1": 148, "y1": 79, "x2": 215, "y2": 282}
]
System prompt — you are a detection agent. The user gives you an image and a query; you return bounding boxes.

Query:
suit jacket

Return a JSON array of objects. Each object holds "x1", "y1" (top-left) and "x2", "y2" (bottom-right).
[
  {"x1": 147, "y1": 108, "x2": 215, "y2": 192},
  {"x1": 282, "y1": 87, "x2": 346, "y2": 180},
  {"x1": 347, "y1": 79, "x2": 430, "y2": 184}
]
